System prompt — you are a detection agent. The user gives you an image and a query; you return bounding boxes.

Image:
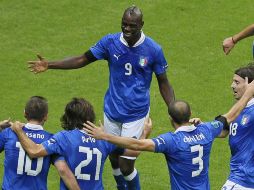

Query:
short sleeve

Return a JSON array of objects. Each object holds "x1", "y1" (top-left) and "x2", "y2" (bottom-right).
[
  {"x1": 90, "y1": 35, "x2": 110, "y2": 60},
  {"x1": 42, "y1": 132, "x2": 65, "y2": 156},
  {"x1": 153, "y1": 48, "x2": 168, "y2": 75},
  {"x1": 152, "y1": 132, "x2": 174, "y2": 154},
  {"x1": 206, "y1": 120, "x2": 224, "y2": 138}
]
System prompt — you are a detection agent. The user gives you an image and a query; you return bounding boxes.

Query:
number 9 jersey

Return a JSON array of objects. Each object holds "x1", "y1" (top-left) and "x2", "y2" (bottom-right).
[{"x1": 90, "y1": 32, "x2": 168, "y2": 123}]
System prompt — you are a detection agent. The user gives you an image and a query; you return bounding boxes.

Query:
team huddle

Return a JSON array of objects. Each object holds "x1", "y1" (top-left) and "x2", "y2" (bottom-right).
[{"x1": 1, "y1": 5, "x2": 254, "y2": 190}]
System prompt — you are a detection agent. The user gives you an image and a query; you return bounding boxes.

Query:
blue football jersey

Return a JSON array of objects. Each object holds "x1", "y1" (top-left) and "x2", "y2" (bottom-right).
[
  {"x1": 90, "y1": 32, "x2": 168, "y2": 123},
  {"x1": 42, "y1": 129, "x2": 124, "y2": 190},
  {"x1": 0, "y1": 123, "x2": 54, "y2": 190},
  {"x1": 228, "y1": 100, "x2": 254, "y2": 188},
  {"x1": 152, "y1": 121, "x2": 223, "y2": 190}
]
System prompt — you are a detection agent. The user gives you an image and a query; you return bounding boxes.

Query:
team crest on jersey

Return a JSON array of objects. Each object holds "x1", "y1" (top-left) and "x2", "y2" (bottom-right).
[
  {"x1": 139, "y1": 56, "x2": 148, "y2": 67},
  {"x1": 241, "y1": 115, "x2": 249, "y2": 125},
  {"x1": 211, "y1": 121, "x2": 220, "y2": 128}
]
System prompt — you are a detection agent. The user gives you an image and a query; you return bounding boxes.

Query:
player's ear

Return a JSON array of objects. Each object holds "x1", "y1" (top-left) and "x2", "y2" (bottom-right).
[
  {"x1": 24, "y1": 110, "x2": 28, "y2": 120},
  {"x1": 43, "y1": 114, "x2": 48, "y2": 122}
]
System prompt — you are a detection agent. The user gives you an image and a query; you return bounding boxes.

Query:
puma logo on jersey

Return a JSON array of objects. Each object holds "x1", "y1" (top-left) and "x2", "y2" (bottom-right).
[{"x1": 114, "y1": 54, "x2": 121, "y2": 60}]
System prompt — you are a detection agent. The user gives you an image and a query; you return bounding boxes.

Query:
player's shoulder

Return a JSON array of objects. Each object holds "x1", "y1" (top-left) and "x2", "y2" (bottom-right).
[
  {"x1": 101, "y1": 32, "x2": 121, "y2": 42},
  {"x1": 144, "y1": 35, "x2": 162, "y2": 49}
]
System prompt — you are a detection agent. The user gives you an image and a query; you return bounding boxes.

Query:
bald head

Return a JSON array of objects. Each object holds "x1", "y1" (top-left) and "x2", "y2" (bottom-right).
[{"x1": 168, "y1": 100, "x2": 191, "y2": 125}]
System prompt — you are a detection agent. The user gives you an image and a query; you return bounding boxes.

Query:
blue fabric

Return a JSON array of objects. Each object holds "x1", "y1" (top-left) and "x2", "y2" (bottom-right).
[
  {"x1": 42, "y1": 129, "x2": 124, "y2": 190},
  {"x1": 152, "y1": 121, "x2": 223, "y2": 190},
  {"x1": 0, "y1": 127, "x2": 54, "y2": 190},
  {"x1": 228, "y1": 104, "x2": 254, "y2": 188},
  {"x1": 90, "y1": 33, "x2": 168, "y2": 123}
]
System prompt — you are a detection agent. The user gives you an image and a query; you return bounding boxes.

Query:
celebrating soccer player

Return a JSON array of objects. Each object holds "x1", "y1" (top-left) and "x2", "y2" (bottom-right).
[
  {"x1": 218, "y1": 63, "x2": 254, "y2": 189},
  {"x1": 83, "y1": 78, "x2": 254, "y2": 190},
  {"x1": 0, "y1": 96, "x2": 79, "y2": 190},
  {"x1": 27, "y1": 5, "x2": 175, "y2": 189}
]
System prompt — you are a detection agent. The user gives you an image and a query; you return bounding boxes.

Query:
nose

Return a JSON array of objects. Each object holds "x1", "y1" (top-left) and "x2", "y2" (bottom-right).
[{"x1": 231, "y1": 82, "x2": 235, "y2": 89}]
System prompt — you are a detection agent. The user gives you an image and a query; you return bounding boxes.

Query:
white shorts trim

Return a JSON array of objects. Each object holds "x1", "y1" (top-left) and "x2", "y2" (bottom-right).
[
  {"x1": 222, "y1": 180, "x2": 254, "y2": 190},
  {"x1": 103, "y1": 112, "x2": 149, "y2": 159}
]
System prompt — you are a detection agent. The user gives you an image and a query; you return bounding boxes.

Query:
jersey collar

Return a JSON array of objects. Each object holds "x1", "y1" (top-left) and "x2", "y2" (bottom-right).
[
  {"x1": 246, "y1": 98, "x2": 254, "y2": 107},
  {"x1": 24, "y1": 123, "x2": 44, "y2": 130},
  {"x1": 120, "y1": 31, "x2": 145, "y2": 47},
  {"x1": 174, "y1": 125, "x2": 196, "y2": 133}
]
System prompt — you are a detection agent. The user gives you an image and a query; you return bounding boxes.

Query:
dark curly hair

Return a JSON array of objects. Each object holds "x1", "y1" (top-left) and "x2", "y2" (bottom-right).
[{"x1": 61, "y1": 98, "x2": 95, "y2": 130}]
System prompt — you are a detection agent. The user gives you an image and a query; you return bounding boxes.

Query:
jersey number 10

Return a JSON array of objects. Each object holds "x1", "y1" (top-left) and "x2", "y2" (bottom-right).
[{"x1": 16, "y1": 142, "x2": 43, "y2": 176}]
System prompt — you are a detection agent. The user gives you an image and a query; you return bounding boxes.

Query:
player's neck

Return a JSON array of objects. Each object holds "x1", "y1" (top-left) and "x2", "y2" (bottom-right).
[
  {"x1": 174, "y1": 122, "x2": 191, "y2": 130},
  {"x1": 27, "y1": 120, "x2": 44, "y2": 126}
]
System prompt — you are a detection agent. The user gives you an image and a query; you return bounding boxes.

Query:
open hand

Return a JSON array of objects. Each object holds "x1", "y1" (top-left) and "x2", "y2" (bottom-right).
[
  {"x1": 28, "y1": 54, "x2": 48, "y2": 74},
  {"x1": 83, "y1": 121, "x2": 105, "y2": 140}
]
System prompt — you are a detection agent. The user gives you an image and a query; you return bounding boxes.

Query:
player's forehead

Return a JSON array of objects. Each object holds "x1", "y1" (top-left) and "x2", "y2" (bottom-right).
[
  {"x1": 122, "y1": 12, "x2": 142, "y2": 25},
  {"x1": 232, "y1": 74, "x2": 245, "y2": 83}
]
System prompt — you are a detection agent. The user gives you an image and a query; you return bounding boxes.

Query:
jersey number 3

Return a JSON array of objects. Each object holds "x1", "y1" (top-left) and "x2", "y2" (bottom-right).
[{"x1": 191, "y1": 144, "x2": 204, "y2": 177}]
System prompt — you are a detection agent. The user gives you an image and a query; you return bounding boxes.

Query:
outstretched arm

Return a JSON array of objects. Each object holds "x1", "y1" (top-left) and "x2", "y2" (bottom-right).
[
  {"x1": 54, "y1": 160, "x2": 80, "y2": 190},
  {"x1": 156, "y1": 73, "x2": 175, "y2": 107},
  {"x1": 11, "y1": 121, "x2": 48, "y2": 158},
  {"x1": 83, "y1": 119, "x2": 155, "y2": 152},
  {"x1": 223, "y1": 24, "x2": 254, "y2": 55},
  {"x1": 28, "y1": 51, "x2": 96, "y2": 74}
]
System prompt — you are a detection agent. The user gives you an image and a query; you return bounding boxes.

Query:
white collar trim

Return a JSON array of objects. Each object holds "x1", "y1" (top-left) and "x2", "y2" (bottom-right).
[
  {"x1": 174, "y1": 125, "x2": 196, "y2": 133},
  {"x1": 120, "y1": 32, "x2": 145, "y2": 47},
  {"x1": 246, "y1": 98, "x2": 254, "y2": 107},
  {"x1": 24, "y1": 123, "x2": 43, "y2": 130}
]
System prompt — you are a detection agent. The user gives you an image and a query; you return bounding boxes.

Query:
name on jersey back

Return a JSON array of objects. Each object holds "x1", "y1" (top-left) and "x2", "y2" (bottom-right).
[
  {"x1": 183, "y1": 133, "x2": 205, "y2": 143},
  {"x1": 25, "y1": 132, "x2": 45, "y2": 139}
]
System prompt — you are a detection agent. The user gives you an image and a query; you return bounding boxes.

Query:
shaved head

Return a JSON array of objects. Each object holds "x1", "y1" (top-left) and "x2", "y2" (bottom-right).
[
  {"x1": 123, "y1": 6, "x2": 143, "y2": 22},
  {"x1": 168, "y1": 100, "x2": 191, "y2": 125}
]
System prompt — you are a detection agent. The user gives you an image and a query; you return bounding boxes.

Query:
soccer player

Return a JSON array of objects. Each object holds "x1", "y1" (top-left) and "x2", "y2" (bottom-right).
[
  {"x1": 223, "y1": 23, "x2": 254, "y2": 56},
  {"x1": 0, "y1": 96, "x2": 79, "y2": 190},
  {"x1": 27, "y1": 5, "x2": 175, "y2": 189},
  {"x1": 11, "y1": 98, "x2": 141, "y2": 190},
  {"x1": 83, "y1": 79, "x2": 254, "y2": 190},
  {"x1": 218, "y1": 64, "x2": 254, "y2": 190}
]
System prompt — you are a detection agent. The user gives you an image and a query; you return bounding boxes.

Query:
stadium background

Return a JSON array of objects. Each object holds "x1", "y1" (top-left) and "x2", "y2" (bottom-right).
[{"x1": 0, "y1": 0, "x2": 253, "y2": 189}]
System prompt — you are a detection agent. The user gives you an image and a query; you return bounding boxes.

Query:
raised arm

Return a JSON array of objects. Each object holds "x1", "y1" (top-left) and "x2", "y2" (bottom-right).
[
  {"x1": 54, "y1": 160, "x2": 80, "y2": 190},
  {"x1": 223, "y1": 24, "x2": 254, "y2": 55},
  {"x1": 84, "y1": 119, "x2": 155, "y2": 152},
  {"x1": 11, "y1": 121, "x2": 48, "y2": 158},
  {"x1": 28, "y1": 50, "x2": 96, "y2": 74},
  {"x1": 156, "y1": 73, "x2": 175, "y2": 107}
]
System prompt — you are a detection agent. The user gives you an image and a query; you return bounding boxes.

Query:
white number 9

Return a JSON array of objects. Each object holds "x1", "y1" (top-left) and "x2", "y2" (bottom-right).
[{"x1": 125, "y1": 63, "x2": 132, "y2": 75}]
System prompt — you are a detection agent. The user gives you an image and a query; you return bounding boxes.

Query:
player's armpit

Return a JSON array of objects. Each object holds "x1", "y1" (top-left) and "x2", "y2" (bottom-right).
[{"x1": 217, "y1": 130, "x2": 229, "y2": 138}]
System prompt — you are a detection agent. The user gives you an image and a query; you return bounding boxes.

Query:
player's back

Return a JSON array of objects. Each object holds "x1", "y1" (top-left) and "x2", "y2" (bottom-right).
[
  {"x1": 0, "y1": 124, "x2": 53, "y2": 190},
  {"x1": 153, "y1": 121, "x2": 222, "y2": 190},
  {"x1": 45, "y1": 129, "x2": 123, "y2": 190}
]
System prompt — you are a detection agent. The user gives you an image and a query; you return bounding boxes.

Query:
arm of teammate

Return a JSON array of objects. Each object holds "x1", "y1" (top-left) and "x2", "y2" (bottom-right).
[
  {"x1": 156, "y1": 73, "x2": 175, "y2": 107},
  {"x1": 28, "y1": 50, "x2": 97, "y2": 74},
  {"x1": 11, "y1": 121, "x2": 48, "y2": 158},
  {"x1": 54, "y1": 160, "x2": 80, "y2": 190},
  {"x1": 217, "y1": 78, "x2": 254, "y2": 137},
  {"x1": 0, "y1": 119, "x2": 12, "y2": 131},
  {"x1": 84, "y1": 119, "x2": 155, "y2": 152},
  {"x1": 223, "y1": 24, "x2": 254, "y2": 55}
]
